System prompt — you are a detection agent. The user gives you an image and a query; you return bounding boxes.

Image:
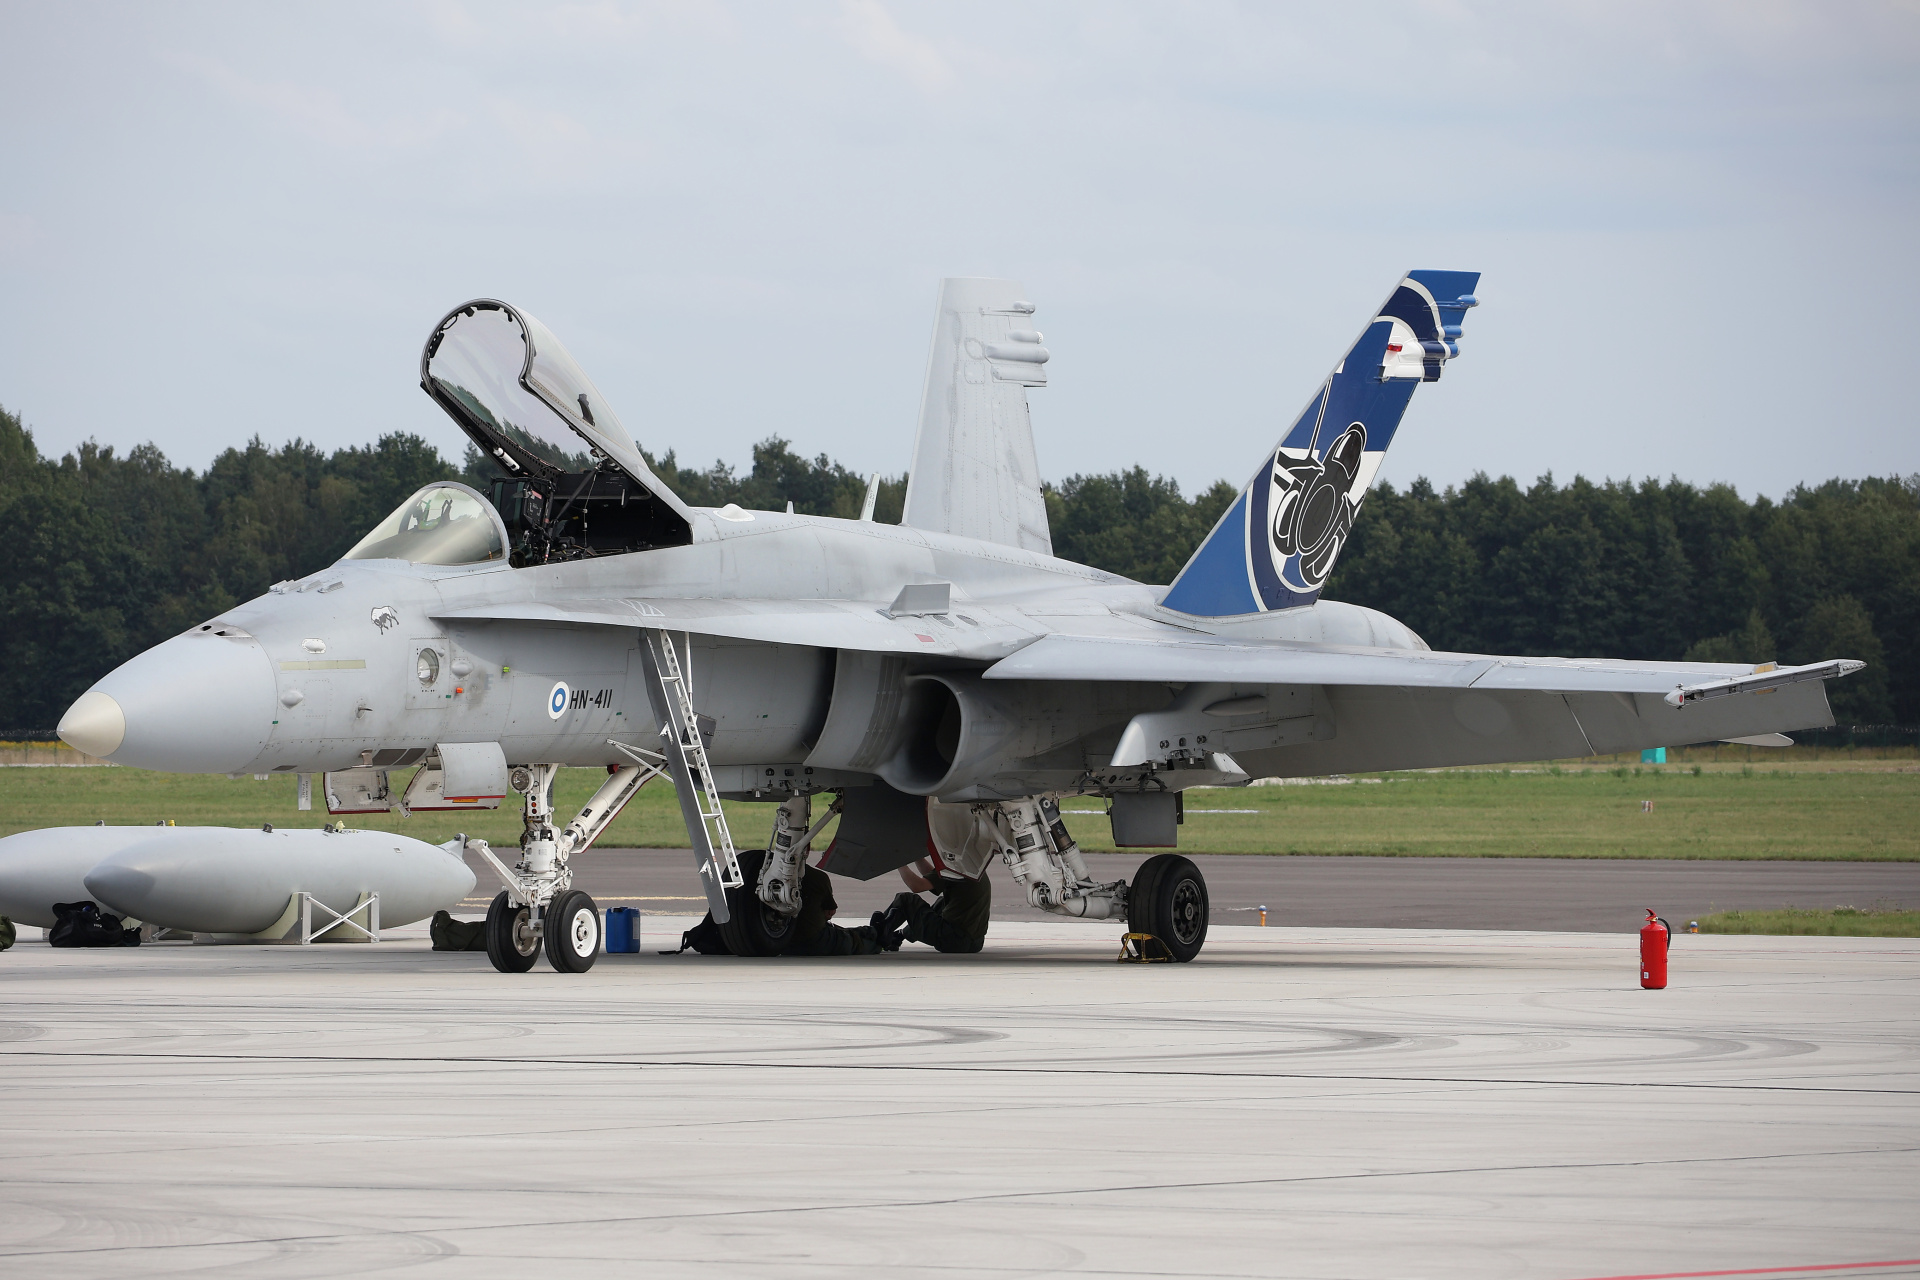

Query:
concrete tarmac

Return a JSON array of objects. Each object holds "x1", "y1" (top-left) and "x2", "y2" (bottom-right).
[
  {"x1": 457, "y1": 848, "x2": 1920, "y2": 933},
  {"x1": 1, "y1": 921, "x2": 1915, "y2": 1278}
]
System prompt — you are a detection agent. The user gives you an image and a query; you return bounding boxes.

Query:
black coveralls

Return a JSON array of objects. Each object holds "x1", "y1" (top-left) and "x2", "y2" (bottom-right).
[
  {"x1": 901, "y1": 872, "x2": 991, "y2": 953},
  {"x1": 787, "y1": 865, "x2": 885, "y2": 956}
]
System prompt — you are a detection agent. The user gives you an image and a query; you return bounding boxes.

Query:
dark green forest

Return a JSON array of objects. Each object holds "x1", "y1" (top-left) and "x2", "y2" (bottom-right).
[{"x1": 2, "y1": 402, "x2": 1913, "y2": 731}]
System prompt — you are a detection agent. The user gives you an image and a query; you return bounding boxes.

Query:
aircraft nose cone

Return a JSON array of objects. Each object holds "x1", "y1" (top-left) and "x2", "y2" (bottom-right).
[
  {"x1": 81, "y1": 633, "x2": 278, "y2": 772},
  {"x1": 58, "y1": 690, "x2": 126, "y2": 757}
]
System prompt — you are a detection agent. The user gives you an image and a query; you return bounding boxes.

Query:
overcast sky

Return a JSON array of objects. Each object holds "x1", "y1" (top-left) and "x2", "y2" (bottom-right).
[{"x1": 2, "y1": 2, "x2": 1916, "y2": 501}]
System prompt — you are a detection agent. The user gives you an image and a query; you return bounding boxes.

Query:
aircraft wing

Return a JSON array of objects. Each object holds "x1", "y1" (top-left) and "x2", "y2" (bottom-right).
[
  {"x1": 984, "y1": 632, "x2": 1861, "y2": 701},
  {"x1": 983, "y1": 633, "x2": 1862, "y2": 768}
]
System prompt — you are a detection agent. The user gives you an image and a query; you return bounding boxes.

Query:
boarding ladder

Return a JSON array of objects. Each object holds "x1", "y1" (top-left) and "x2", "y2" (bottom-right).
[{"x1": 638, "y1": 628, "x2": 743, "y2": 922}]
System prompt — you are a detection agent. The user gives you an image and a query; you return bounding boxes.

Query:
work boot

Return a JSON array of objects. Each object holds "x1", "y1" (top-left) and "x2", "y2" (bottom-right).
[{"x1": 867, "y1": 911, "x2": 905, "y2": 951}]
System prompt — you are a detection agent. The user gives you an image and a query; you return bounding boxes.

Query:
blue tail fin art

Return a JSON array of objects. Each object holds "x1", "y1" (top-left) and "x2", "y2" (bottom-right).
[{"x1": 1160, "y1": 270, "x2": 1480, "y2": 617}]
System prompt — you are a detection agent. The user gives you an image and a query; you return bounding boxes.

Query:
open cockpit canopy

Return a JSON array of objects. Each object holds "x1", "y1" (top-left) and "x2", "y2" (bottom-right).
[{"x1": 420, "y1": 300, "x2": 692, "y2": 558}]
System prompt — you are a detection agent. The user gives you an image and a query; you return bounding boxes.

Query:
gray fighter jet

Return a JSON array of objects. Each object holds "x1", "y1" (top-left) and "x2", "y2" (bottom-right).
[{"x1": 55, "y1": 273, "x2": 1860, "y2": 971}]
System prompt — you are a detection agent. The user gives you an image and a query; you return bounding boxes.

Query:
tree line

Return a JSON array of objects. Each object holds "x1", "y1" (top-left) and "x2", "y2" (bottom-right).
[{"x1": 2, "y1": 402, "x2": 1912, "y2": 731}]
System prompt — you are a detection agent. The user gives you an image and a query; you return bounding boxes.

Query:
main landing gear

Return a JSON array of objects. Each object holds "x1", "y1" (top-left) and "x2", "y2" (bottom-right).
[
  {"x1": 466, "y1": 623, "x2": 1215, "y2": 968},
  {"x1": 721, "y1": 849, "x2": 801, "y2": 956},
  {"x1": 963, "y1": 797, "x2": 1210, "y2": 961},
  {"x1": 720, "y1": 791, "x2": 845, "y2": 956}
]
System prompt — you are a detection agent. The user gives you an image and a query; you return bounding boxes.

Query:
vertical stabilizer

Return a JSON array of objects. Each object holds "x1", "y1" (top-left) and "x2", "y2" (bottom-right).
[
  {"x1": 1160, "y1": 270, "x2": 1480, "y2": 616},
  {"x1": 902, "y1": 279, "x2": 1052, "y2": 555}
]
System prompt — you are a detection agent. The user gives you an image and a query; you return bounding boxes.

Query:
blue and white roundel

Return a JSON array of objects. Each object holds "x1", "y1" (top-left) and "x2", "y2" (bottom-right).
[{"x1": 547, "y1": 681, "x2": 570, "y2": 720}]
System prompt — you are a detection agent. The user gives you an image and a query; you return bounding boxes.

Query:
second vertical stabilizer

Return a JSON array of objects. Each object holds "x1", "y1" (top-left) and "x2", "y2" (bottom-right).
[
  {"x1": 1160, "y1": 270, "x2": 1480, "y2": 616},
  {"x1": 902, "y1": 278, "x2": 1053, "y2": 555}
]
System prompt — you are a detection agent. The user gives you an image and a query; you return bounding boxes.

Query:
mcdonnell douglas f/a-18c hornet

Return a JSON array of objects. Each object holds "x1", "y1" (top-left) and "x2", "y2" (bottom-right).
[{"x1": 56, "y1": 273, "x2": 1861, "y2": 971}]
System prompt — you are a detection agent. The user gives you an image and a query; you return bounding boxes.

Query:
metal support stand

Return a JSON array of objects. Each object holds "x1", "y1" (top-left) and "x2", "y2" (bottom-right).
[
  {"x1": 302, "y1": 891, "x2": 379, "y2": 943},
  {"x1": 638, "y1": 628, "x2": 742, "y2": 922},
  {"x1": 195, "y1": 891, "x2": 380, "y2": 945}
]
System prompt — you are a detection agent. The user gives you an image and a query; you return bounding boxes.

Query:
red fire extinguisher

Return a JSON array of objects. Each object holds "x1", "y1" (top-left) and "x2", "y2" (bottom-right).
[{"x1": 1640, "y1": 909, "x2": 1670, "y2": 989}]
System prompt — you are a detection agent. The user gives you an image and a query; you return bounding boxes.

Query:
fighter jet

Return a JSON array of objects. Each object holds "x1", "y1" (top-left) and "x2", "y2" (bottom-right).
[{"x1": 54, "y1": 273, "x2": 1861, "y2": 971}]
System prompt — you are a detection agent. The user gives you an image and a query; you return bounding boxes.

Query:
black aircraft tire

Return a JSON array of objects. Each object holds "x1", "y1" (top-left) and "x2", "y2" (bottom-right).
[
  {"x1": 544, "y1": 889, "x2": 601, "y2": 973},
  {"x1": 1127, "y1": 853, "x2": 1168, "y2": 936},
  {"x1": 485, "y1": 890, "x2": 540, "y2": 973},
  {"x1": 717, "y1": 850, "x2": 802, "y2": 957},
  {"x1": 1127, "y1": 853, "x2": 1209, "y2": 962}
]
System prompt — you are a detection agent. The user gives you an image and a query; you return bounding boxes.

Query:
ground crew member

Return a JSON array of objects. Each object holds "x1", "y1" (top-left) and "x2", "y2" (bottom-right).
[
  {"x1": 880, "y1": 858, "x2": 990, "y2": 954},
  {"x1": 787, "y1": 863, "x2": 887, "y2": 956}
]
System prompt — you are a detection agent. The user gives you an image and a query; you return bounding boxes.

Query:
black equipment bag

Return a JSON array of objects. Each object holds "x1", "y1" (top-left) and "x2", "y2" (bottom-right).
[
  {"x1": 48, "y1": 901, "x2": 141, "y2": 948},
  {"x1": 429, "y1": 910, "x2": 488, "y2": 951}
]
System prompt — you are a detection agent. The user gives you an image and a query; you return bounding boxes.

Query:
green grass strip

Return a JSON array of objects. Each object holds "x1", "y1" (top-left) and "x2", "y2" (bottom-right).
[
  {"x1": 1695, "y1": 906, "x2": 1920, "y2": 936},
  {"x1": 2, "y1": 764, "x2": 1915, "y2": 861}
]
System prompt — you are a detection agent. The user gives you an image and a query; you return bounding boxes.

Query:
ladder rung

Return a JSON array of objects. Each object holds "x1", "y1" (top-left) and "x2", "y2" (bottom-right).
[{"x1": 642, "y1": 627, "x2": 740, "y2": 893}]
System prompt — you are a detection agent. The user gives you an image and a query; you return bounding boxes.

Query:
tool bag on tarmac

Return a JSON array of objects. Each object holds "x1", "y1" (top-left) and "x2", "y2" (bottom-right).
[
  {"x1": 660, "y1": 912, "x2": 732, "y2": 955},
  {"x1": 429, "y1": 910, "x2": 488, "y2": 952},
  {"x1": 0, "y1": 915, "x2": 15, "y2": 951},
  {"x1": 48, "y1": 901, "x2": 140, "y2": 948}
]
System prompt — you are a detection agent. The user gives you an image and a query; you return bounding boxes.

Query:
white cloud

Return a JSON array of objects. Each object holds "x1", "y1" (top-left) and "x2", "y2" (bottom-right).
[
  {"x1": 0, "y1": 212, "x2": 37, "y2": 262},
  {"x1": 162, "y1": 50, "x2": 465, "y2": 151},
  {"x1": 835, "y1": 0, "x2": 956, "y2": 91},
  {"x1": 0, "y1": 0, "x2": 1916, "y2": 498}
]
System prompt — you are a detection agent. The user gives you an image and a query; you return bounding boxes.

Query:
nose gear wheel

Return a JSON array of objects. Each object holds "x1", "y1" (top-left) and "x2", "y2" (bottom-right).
[
  {"x1": 484, "y1": 890, "x2": 539, "y2": 973},
  {"x1": 544, "y1": 889, "x2": 600, "y2": 972}
]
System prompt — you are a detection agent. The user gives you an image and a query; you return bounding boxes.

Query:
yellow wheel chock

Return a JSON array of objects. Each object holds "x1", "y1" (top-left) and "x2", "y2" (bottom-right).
[{"x1": 1118, "y1": 932, "x2": 1173, "y2": 963}]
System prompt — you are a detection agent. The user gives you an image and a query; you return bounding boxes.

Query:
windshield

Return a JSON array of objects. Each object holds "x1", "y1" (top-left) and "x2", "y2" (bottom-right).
[{"x1": 342, "y1": 484, "x2": 506, "y2": 565}]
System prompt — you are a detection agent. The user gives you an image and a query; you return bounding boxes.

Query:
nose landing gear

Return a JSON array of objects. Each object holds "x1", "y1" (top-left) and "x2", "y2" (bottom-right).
[{"x1": 469, "y1": 752, "x2": 665, "y2": 974}]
